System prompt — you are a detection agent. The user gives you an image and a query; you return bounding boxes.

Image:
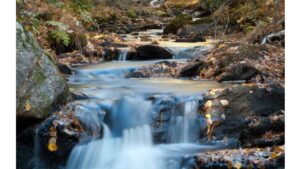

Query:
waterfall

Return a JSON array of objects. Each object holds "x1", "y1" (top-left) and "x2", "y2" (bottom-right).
[
  {"x1": 108, "y1": 97, "x2": 153, "y2": 136},
  {"x1": 66, "y1": 125, "x2": 166, "y2": 169},
  {"x1": 118, "y1": 48, "x2": 129, "y2": 61},
  {"x1": 168, "y1": 98, "x2": 200, "y2": 143}
]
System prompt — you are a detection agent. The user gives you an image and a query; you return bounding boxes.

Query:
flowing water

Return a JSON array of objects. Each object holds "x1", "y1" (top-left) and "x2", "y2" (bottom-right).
[{"x1": 63, "y1": 29, "x2": 228, "y2": 169}]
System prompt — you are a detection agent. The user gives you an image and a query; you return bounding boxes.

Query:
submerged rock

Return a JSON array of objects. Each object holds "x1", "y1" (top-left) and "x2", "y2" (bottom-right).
[
  {"x1": 127, "y1": 45, "x2": 173, "y2": 60},
  {"x1": 16, "y1": 22, "x2": 69, "y2": 120}
]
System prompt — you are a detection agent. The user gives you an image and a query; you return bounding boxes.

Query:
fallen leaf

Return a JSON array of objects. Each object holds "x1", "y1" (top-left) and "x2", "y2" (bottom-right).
[
  {"x1": 48, "y1": 143, "x2": 58, "y2": 152},
  {"x1": 204, "y1": 100, "x2": 213, "y2": 109},
  {"x1": 24, "y1": 100, "x2": 32, "y2": 111},
  {"x1": 234, "y1": 161, "x2": 242, "y2": 169}
]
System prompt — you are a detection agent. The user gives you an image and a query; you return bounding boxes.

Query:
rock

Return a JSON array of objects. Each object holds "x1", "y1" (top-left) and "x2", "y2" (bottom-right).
[
  {"x1": 104, "y1": 47, "x2": 119, "y2": 61},
  {"x1": 126, "y1": 61, "x2": 184, "y2": 78},
  {"x1": 139, "y1": 24, "x2": 162, "y2": 30},
  {"x1": 31, "y1": 101, "x2": 104, "y2": 169},
  {"x1": 195, "y1": 146, "x2": 285, "y2": 169},
  {"x1": 127, "y1": 45, "x2": 173, "y2": 60},
  {"x1": 140, "y1": 35, "x2": 152, "y2": 41},
  {"x1": 177, "y1": 19, "x2": 214, "y2": 37},
  {"x1": 200, "y1": 84, "x2": 284, "y2": 147},
  {"x1": 175, "y1": 34, "x2": 206, "y2": 42},
  {"x1": 216, "y1": 63, "x2": 259, "y2": 82},
  {"x1": 57, "y1": 63, "x2": 73, "y2": 75},
  {"x1": 180, "y1": 60, "x2": 205, "y2": 77},
  {"x1": 163, "y1": 15, "x2": 193, "y2": 34},
  {"x1": 16, "y1": 22, "x2": 69, "y2": 120}
]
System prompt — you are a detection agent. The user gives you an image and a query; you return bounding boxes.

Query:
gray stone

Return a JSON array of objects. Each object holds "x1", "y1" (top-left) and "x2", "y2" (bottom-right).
[{"x1": 16, "y1": 22, "x2": 69, "y2": 119}]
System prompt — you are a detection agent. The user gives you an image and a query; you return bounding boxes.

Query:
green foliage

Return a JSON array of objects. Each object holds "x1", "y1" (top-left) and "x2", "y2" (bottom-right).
[
  {"x1": 18, "y1": 11, "x2": 41, "y2": 34},
  {"x1": 80, "y1": 10, "x2": 94, "y2": 23},
  {"x1": 127, "y1": 10, "x2": 137, "y2": 18},
  {"x1": 49, "y1": 29, "x2": 71, "y2": 46},
  {"x1": 172, "y1": 14, "x2": 192, "y2": 25},
  {"x1": 46, "y1": 21, "x2": 69, "y2": 31},
  {"x1": 46, "y1": 21, "x2": 70, "y2": 46},
  {"x1": 70, "y1": 0, "x2": 93, "y2": 13}
]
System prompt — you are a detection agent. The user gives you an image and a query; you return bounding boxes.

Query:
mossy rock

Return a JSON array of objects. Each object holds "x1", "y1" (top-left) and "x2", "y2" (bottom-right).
[
  {"x1": 163, "y1": 14, "x2": 193, "y2": 34},
  {"x1": 17, "y1": 22, "x2": 69, "y2": 120}
]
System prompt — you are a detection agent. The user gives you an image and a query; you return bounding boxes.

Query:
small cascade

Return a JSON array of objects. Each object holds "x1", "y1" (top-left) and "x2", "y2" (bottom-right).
[
  {"x1": 66, "y1": 125, "x2": 166, "y2": 169},
  {"x1": 108, "y1": 97, "x2": 153, "y2": 136},
  {"x1": 168, "y1": 97, "x2": 201, "y2": 143},
  {"x1": 118, "y1": 48, "x2": 129, "y2": 61}
]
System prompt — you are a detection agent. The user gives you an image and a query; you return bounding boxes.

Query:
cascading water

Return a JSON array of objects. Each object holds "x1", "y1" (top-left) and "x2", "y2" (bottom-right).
[
  {"x1": 118, "y1": 48, "x2": 129, "y2": 61},
  {"x1": 62, "y1": 29, "x2": 227, "y2": 169},
  {"x1": 66, "y1": 125, "x2": 166, "y2": 169}
]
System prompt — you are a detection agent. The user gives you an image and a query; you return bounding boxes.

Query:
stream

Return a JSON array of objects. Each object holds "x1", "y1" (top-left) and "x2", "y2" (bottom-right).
[{"x1": 42, "y1": 29, "x2": 228, "y2": 169}]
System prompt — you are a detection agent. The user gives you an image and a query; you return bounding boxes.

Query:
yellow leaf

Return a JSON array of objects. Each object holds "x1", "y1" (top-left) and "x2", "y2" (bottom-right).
[
  {"x1": 234, "y1": 161, "x2": 242, "y2": 169},
  {"x1": 48, "y1": 143, "x2": 58, "y2": 152},
  {"x1": 205, "y1": 114, "x2": 211, "y2": 119},
  {"x1": 204, "y1": 100, "x2": 212, "y2": 109},
  {"x1": 271, "y1": 152, "x2": 278, "y2": 159},
  {"x1": 24, "y1": 100, "x2": 32, "y2": 111}
]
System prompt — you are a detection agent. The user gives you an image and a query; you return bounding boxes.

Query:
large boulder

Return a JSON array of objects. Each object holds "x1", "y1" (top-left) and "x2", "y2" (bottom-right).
[
  {"x1": 127, "y1": 45, "x2": 173, "y2": 60},
  {"x1": 16, "y1": 22, "x2": 69, "y2": 120},
  {"x1": 163, "y1": 15, "x2": 193, "y2": 35},
  {"x1": 200, "y1": 84, "x2": 285, "y2": 147}
]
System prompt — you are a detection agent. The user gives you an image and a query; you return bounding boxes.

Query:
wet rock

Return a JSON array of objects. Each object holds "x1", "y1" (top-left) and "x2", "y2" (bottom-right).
[
  {"x1": 195, "y1": 146, "x2": 285, "y2": 169},
  {"x1": 71, "y1": 92, "x2": 89, "y2": 100},
  {"x1": 57, "y1": 63, "x2": 73, "y2": 75},
  {"x1": 126, "y1": 61, "x2": 184, "y2": 78},
  {"x1": 175, "y1": 34, "x2": 206, "y2": 42},
  {"x1": 17, "y1": 127, "x2": 36, "y2": 169},
  {"x1": 216, "y1": 63, "x2": 259, "y2": 82},
  {"x1": 17, "y1": 22, "x2": 69, "y2": 120},
  {"x1": 200, "y1": 84, "x2": 284, "y2": 147},
  {"x1": 126, "y1": 45, "x2": 173, "y2": 60},
  {"x1": 33, "y1": 101, "x2": 104, "y2": 168},
  {"x1": 104, "y1": 47, "x2": 119, "y2": 61},
  {"x1": 180, "y1": 60, "x2": 205, "y2": 77}
]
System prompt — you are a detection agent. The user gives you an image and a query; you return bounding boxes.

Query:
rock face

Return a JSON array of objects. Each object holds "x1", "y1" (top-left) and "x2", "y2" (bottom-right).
[
  {"x1": 126, "y1": 45, "x2": 173, "y2": 60},
  {"x1": 200, "y1": 84, "x2": 285, "y2": 147},
  {"x1": 16, "y1": 22, "x2": 69, "y2": 120}
]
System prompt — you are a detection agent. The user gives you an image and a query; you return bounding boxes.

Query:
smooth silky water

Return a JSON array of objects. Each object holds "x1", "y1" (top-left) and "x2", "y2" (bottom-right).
[{"x1": 65, "y1": 29, "x2": 228, "y2": 169}]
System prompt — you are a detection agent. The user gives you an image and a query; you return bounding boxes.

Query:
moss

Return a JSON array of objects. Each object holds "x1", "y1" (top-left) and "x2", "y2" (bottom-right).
[
  {"x1": 127, "y1": 10, "x2": 137, "y2": 18},
  {"x1": 32, "y1": 62, "x2": 46, "y2": 85}
]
